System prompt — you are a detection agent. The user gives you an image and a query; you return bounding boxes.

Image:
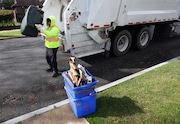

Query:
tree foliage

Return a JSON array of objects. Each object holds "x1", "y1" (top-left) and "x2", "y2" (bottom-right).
[{"x1": 2, "y1": 0, "x2": 14, "y2": 9}]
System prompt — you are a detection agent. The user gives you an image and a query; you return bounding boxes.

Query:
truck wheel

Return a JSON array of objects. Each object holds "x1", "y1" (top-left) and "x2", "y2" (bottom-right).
[
  {"x1": 112, "y1": 30, "x2": 132, "y2": 56},
  {"x1": 136, "y1": 27, "x2": 151, "y2": 50}
]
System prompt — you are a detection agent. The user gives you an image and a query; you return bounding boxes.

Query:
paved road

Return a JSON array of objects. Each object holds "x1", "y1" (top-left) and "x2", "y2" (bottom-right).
[{"x1": 0, "y1": 35, "x2": 180, "y2": 122}]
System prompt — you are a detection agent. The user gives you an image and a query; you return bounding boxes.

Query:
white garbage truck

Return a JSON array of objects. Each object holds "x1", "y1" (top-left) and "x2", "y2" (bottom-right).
[{"x1": 41, "y1": 0, "x2": 180, "y2": 58}]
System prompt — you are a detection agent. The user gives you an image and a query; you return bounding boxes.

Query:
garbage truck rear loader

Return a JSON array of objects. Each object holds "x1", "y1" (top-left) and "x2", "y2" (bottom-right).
[{"x1": 42, "y1": 0, "x2": 180, "y2": 58}]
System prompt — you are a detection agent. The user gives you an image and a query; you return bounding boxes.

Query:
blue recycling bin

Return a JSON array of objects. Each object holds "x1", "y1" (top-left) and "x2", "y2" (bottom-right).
[
  {"x1": 62, "y1": 69, "x2": 97, "y2": 117},
  {"x1": 64, "y1": 86, "x2": 97, "y2": 118}
]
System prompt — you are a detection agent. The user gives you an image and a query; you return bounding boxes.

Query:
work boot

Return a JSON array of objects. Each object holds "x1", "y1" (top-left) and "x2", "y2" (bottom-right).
[
  {"x1": 52, "y1": 72, "x2": 59, "y2": 77},
  {"x1": 46, "y1": 68, "x2": 53, "y2": 72}
]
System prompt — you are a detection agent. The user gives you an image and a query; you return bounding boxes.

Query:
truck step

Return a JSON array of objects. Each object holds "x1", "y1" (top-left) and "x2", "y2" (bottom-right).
[{"x1": 71, "y1": 49, "x2": 105, "y2": 58}]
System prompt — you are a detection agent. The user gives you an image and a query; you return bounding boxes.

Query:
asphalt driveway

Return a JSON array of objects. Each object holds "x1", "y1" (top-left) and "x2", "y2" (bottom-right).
[{"x1": 0, "y1": 37, "x2": 71, "y2": 122}]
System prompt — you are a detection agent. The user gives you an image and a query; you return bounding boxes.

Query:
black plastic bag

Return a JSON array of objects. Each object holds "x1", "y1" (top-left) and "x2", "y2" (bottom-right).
[{"x1": 20, "y1": 5, "x2": 44, "y2": 37}]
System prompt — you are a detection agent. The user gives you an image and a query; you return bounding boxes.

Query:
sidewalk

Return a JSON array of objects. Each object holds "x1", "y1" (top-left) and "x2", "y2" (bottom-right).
[
  {"x1": 22, "y1": 104, "x2": 89, "y2": 124},
  {"x1": 3, "y1": 97, "x2": 90, "y2": 124}
]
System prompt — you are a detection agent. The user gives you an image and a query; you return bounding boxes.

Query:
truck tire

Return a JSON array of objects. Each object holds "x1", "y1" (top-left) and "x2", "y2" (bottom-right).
[
  {"x1": 135, "y1": 26, "x2": 151, "y2": 50},
  {"x1": 112, "y1": 30, "x2": 132, "y2": 56}
]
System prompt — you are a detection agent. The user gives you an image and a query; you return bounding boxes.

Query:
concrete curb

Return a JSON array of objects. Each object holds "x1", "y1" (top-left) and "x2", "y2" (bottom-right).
[
  {"x1": 2, "y1": 56, "x2": 180, "y2": 124},
  {"x1": 2, "y1": 99, "x2": 69, "y2": 124},
  {"x1": 0, "y1": 36, "x2": 26, "y2": 40}
]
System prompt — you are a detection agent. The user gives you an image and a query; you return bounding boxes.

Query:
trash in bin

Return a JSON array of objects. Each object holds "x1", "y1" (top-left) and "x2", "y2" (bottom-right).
[
  {"x1": 62, "y1": 70, "x2": 96, "y2": 98},
  {"x1": 68, "y1": 57, "x2": 94, "y2": 87},
  {"x1": 62, "y1": 57, "x2": 97, "y2": 98}
]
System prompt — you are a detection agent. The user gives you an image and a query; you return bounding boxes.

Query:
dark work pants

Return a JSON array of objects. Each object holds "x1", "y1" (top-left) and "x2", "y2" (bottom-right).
[{"x1": 46, "y1": 47, "x2": 59, "y2": 73}]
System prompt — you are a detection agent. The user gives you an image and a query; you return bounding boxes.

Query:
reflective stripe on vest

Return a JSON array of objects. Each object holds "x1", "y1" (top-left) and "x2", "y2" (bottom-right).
[{"x1": 45, "y1": 37, "x2": 59, "y2": 42}]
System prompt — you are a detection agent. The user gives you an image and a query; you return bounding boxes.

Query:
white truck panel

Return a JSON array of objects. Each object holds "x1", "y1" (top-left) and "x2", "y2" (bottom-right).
[
  {"x1": 42, "y1": 0, "x2": 61, "y2": 29},
  {"x1": 64, "y1": 0, "x2": 89, "y2": 26},
  {"x1": 42, "y1": 0, "x2": 69, "y2": 31},
  {"x1": 117, "y1": 0, "x2": 180, "y2": 26},
  {"x1": 86, "y1": 0, "x2": 121, "y2": 29},
  {"x1": 72, "y1": 0, "x2": 180, "y2": 28}
]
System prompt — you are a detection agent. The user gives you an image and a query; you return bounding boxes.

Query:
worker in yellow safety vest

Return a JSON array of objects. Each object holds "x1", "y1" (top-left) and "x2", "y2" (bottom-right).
[{"x1": 35, "y1": 16, "x2": 60, "y2": 77}]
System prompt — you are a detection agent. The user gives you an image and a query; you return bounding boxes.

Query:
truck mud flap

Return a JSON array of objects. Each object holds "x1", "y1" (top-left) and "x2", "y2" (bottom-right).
[{"x1": 20, "y1": 5, "x2": 44, "y2": 37}]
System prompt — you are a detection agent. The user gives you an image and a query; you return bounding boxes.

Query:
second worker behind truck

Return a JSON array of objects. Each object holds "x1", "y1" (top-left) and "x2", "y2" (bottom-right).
[{"x1": 35, "y1": 15, "x2": 60, "y2": 77}]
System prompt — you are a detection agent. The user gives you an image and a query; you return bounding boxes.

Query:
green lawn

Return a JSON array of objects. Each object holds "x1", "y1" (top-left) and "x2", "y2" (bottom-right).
[
  {"x1": 86, "y1": 60, "x2": 180, "y2": 124},
  {"x1": 0, "y1": 29, "x2": 23, "y2": 39}
]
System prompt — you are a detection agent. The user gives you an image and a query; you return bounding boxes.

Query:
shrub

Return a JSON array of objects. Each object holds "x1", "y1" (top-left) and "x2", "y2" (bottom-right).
[
  {"x1": 0, "y1": 10, "x2": 16, "y2": 28},
  {"x1": 0, "y1": 10, "x2": 14, "y2": 22},
  {"x1": 0, "y1": 20, "x2": 16, "y2": 27},
  {"x1": 0, "y1": 10, "x2": 13, "y2": 15}
]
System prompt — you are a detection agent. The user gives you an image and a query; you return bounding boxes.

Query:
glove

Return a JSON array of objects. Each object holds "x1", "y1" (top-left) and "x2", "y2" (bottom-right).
[
  {"x1": 35, "y1": 24, "x2": 44, "y2": 32},
  {"x1": 40, "y1": 32, "x2": 45, "y2": 40}
]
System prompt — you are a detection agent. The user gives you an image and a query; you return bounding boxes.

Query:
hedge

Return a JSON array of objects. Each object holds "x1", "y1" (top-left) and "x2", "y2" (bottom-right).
[
  {"x1": 0, "y1": 10, "x2": 13, "y2": 15},
  {"x1": 0, "y1": 10, "x2": 14, "y2": 22}
]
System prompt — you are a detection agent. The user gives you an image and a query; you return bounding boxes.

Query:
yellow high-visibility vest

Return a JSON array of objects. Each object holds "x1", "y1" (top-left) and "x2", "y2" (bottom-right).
[{"x1": 43, "y1": 16, "x2": 60, "y2": 48}]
